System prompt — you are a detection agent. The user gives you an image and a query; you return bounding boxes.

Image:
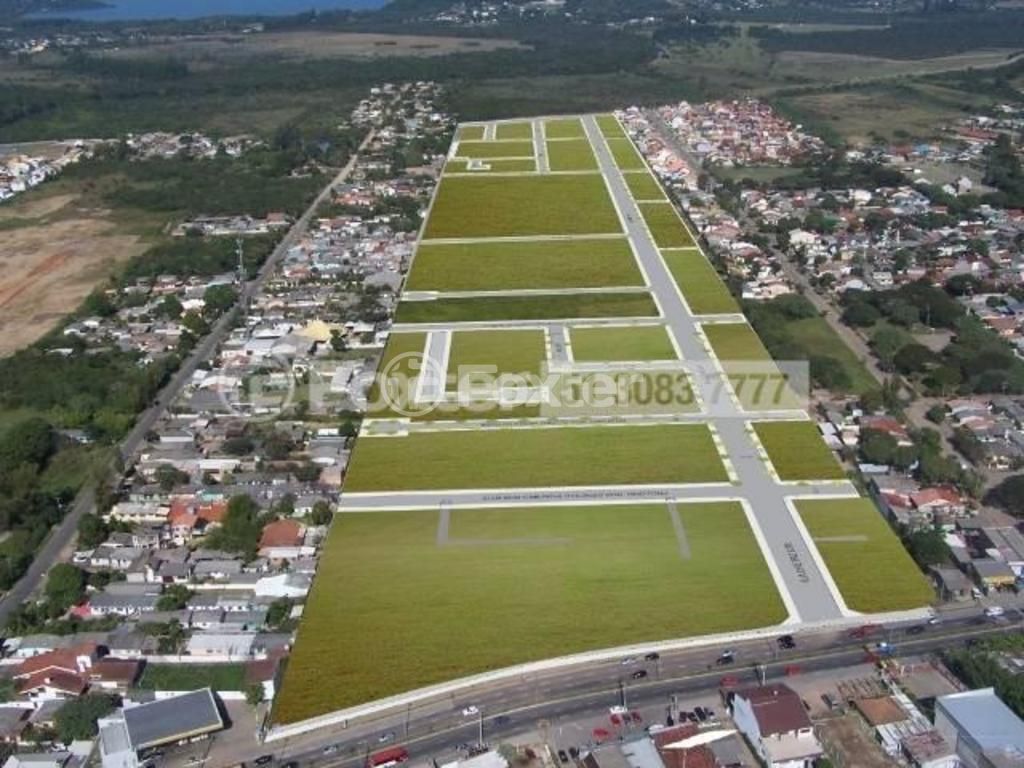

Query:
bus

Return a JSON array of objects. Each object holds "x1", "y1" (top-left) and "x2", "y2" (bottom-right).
[{"x1": 368, "y1": 747, "x2": 409, "y2": 768}]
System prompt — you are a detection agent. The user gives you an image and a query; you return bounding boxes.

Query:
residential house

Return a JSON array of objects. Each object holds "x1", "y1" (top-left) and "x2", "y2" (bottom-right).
[{"x1": 731, "y1": 684, "x2": 824, "y2": 768}]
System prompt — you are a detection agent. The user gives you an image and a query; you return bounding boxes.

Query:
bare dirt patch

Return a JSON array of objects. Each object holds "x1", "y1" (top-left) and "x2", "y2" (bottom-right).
[
  {"x1": 0, "y1": 212, "x2": 147, "y2": 355},
  {"x1": 818, "y1": 713, "x2": 899, "y2": 768},
  {"x1": 104, "y1": 31, "x2": 524, "y2": 62}
]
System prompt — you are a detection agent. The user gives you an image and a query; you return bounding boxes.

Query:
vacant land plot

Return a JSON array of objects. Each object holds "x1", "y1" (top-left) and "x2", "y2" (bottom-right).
[
  {"x1": 703, "y1": 323, "x2": 802, "y2": 411},
  {"x1": 456, "y1": 125, "x2": 486, "y2": 141},
  {"x1": 344, "y1": 423, "x2": 728, "y2": 491},
  {"x1": 547, "y1": 139, "x2": 598, "y2": 171},
  {"x1": 623, "y1": 172, "x2": 666, "y2": 201},
  {"x1": 544, "y1": 118, "x2": 585, "y2": 139},
  {"x1": 638, "y1": 202, "x2": 695, "y2": 248},
  {"x1": 605, "y1": 137, "x2": 647, "y2": 171},
  {"x1": 596, "y1": 114, "x2": 626, "y2": 138},
  {"x1": 275, "y1": 500, "x2": 785, "y2": 722},
  {"x1": 0, "y1": 192, "x2": 150, "y2": 355},
  {"x1": 364, "y1": 331, "x2": 427, "y2": 419},
  {"x1": 405, "y1": 238, "x2": 642, "y2": 291},
  {"x1": 570, "y1": 325, "x2": 677, "y2": 362},
  {"x1": 444, "y1": 158, "x2": 537, "y2": 174},
  {"x1": 423, "y1": 175, "x2": 621, "y2": 239},
  {"x1": 662, "y1": 249, "x2": 738, "y2": 315},
  {"x1": 396, "y1": 292, "x2": 658, "y2": 323},
  {"x1": 139, "y1": 663, "x2": 247, "y2": 691},
  {"x1": 456, "y1": 140, "x2": 535, "y2": 159},
  {"x1": 795, "y1": 498, "x2": 933, "y2": 613},
  {"x1": 703, "y1": 322, "x2": 772, "y2": 361},
  {"x1": 752, "y1": 420, "x2": 846, "y2": 482},
  {"x1": 495, "y1": 121, "x2": 534, "y2": 140},
  {"x1": 778, "y1": 315, "x2": 878, "y2": 396},
  {"x1": 447, "y1": 329, "x2": 547, "y2": 379}
]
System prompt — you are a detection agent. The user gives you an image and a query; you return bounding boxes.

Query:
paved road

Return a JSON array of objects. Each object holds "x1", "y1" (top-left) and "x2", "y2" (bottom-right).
[
  {"x1": 0, "y1": 130, "x2": 375, "y2": 624},
  {"x1": 582, "y1": 115, "x2": 848, "y2": 624},
  {"x1": 229, "y1": 610, "x2": 1018, "y2": 767}
]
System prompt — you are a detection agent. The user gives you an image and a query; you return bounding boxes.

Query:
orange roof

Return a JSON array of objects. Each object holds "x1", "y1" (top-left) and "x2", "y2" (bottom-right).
[
  {"x1": 17, "y1": 670, "x2": 88, "y2": 697},
  {"x1": 15, "y1": 642, "x2": 98, "y2": 679},
  {"x1": 198, "y1": 500, "x2": 227, "y2": 523},
  {"x1": 911, "y1": 487, "x2": 962, "y2": 508},
  {"x1": 260, "y1": 519, "x2": 303, "y2": 548}
]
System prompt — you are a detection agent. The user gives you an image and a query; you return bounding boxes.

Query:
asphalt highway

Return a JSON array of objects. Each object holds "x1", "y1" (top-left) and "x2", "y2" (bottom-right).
[{"x1": 215, "y1": 607, "x2": 1021, "y2": 768}]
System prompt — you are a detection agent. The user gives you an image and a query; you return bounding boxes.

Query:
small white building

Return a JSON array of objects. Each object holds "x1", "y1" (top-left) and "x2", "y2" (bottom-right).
[{"x1": 731, "y1": 684, "x2": 824, "y2": 768}]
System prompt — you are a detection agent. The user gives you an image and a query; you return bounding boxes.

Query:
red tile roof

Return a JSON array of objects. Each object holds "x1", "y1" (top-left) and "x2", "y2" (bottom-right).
[
  {"x1": 260, "y1": 519, "x2": 303, "y2": 548},
  {"x1": 14, "y1": 642, "x2": 98, "y2": 679}
]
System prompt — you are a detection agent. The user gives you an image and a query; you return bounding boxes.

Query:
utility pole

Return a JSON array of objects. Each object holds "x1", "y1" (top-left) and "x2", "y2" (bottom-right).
[{"x1": 478, "y1": 709, "x2": 484, "y2": 747}]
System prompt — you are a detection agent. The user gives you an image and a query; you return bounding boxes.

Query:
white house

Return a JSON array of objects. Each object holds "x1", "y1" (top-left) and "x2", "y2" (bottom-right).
[{"x1": 731, "y1": 685, "x2": 824, "y2": 768}]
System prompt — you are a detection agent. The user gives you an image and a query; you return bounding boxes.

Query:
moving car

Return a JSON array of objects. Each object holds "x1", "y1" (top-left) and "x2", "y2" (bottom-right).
[
  {"x1": 462, "y1": 706, "x2": 479, "y2": 717},
  {"x1": 644, "y1": 652, "x2": 660, "y2": 661},
  {"x1": 715, "y1": 650, "x2": 735, "y2": 665},
  {"x1": 631, "y1": 670, "x2": 647, "y2": 679},
  {"x1": 777, "y1": 634, "x2": 796, "y2": 649}
]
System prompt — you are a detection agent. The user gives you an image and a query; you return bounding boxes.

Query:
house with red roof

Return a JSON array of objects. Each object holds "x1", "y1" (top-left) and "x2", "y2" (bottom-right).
[
  {"x1": 12, "y1": 642, "x2": 139, "y2": 702},
  {"x1": 258, "y1": 519, "x2": 313, "y2": 561}
]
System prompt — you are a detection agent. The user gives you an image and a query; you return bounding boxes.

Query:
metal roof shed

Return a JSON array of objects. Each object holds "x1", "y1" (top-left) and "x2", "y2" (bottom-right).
[{"x1": 123, "y1": 689, "x2": 224, "y2": 751}]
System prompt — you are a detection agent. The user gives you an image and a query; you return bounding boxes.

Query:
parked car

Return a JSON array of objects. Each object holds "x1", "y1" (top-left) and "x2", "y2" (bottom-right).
[
  {"x1": 254, "y1": 757, "x2": 274, "y2": 766},
  {"x1": 777, "y1": 634, "x2": 795, "y2": 649}
]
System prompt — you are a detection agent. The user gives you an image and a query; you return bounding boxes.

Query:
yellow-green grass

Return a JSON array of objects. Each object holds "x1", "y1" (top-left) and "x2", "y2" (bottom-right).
[
  {"x1": 495, "y1": 121, "x2": 534, "y2": 140},
  {"x1": 662, "y1": 249, "x2": 739, "y2": 315},
  {"x1": 456, "y1": 140, "x2": 534, "y2": 160},
  {"x1": 638, "y1": 202, "x2": 695, "y2": 248},
  {"x1": 395, "y1": 292, "x2": 657, "y2": 323},
  {"x1": 364, "y1": 331, "x2": 426, "y2": 420},
  {"x1": 423, "y1": 175, "x2": 621, "y2": 239},
  {"x1": 445, "y1": 158, "x2": 537, "y2": 173},
  {"x1": 447, "y1": 329, "x2": 547, "y2": 379},
  {"x1": 623, "y1": 172, "x2": 666, "y2": 201},
  {"x1": 795, "y1": 498, "x2": 933, "y2": 613},
  {"x1": 275, "y1": 501, "x2": 786, "y2": 722},
  {"x1": 606, "y1": 137, "x2": 647, "y2": 171},
  {"x1": 781, "y1": 315, "x2": 879, "y2": 396},
  {"x1": 456, "y1": 125, "x2": 485, "y2": 141},
  {"x1": 702, "y1": 323, "x2": 801, "y2": 411},
  {"x1": 570, "y1": 326, "x2": 677, "y2": 362},
  {"x1": 405, "y1": 238, "x2": 643, "y2": 292},
  {"x1": 544, "y1": 117, "x2": 585, "y2": 139},
  {"x1": 596, "y1": 114, "x2": 626, "y2": 138},
  {"x1": 703, "y1": 322, "x2": 771, "y2": 361},
  {"x1": 547, "y1": 139, "x2": 598, "y2": 171},
  {"x1": 752, "y1": 420, "x2": 845, "y2": 481},
  {"x1": 344, "y1": 423, "x2": 729, "y2": 491}
]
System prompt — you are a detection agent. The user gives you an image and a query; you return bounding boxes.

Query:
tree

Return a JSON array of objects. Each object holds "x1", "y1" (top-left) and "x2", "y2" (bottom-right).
[
  {"x1": 222, "y1": 436, "x2": 255, "y2": 456},
  {"x1": 842, "y1": 301, "x2": 880, "y2": 328},
  {"x1": 45, "y1": 564, "x2": 85, "y2": 612},
  {"x1": 203, "y1": 284, "x2": 238, "y2": 316},
  {"x1": 204, "y1": 495, "x2": 265, "y2": 559},
  {"x1": 870, "y1": 327, "x2": 908, "y2": 370},
  {"x1": 55, "y1": 694, "x2": 116, "y2": 740},
  {"x1": 155, "y1": 294, "x2": 183, "y2": 319},
  {"x1": 984, "y1": 475, "x2": 1024, "y2": 518},
  {"x1": 329, "y1": 329, "x2": 348, "y2": 353},
  {"x1": 155, "y1": 464, "x2": 189, "y2": 492},
  {"x1": 0, "y1": 417, "x2": 53, "y2": 474},
  {"x1": 246, "y1": 683, "x2": 265, "y2": 707},
  {"x1": 894, "y1": 344, "x2": 938, "y2": 375},
  {"x1": 309, "y1": 500, "x2": 333, "y2": 526},
  {"x1": 903, "y1": 526, "x2": 949, "y2": 568},
  {"x1": 860, "y1": 429, "x2": 898, "y2": 465},
  {"x1": 926, "y1": 405, "x2": 946, "y2": 424},
  {"x1": 266, "y1": 597, "x2": 293, "y2": 628},
  {"x1": 77, "y1": 513, "x2": 108, "y2": 549},
  {"x1": 156, "y1": 584, "x2": 193, "y2": 611}
]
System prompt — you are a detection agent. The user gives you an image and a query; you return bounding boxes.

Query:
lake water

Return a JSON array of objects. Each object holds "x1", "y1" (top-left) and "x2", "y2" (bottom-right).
[{"x1": 32, "y1": 0, "x2": 387, "y2": 21}]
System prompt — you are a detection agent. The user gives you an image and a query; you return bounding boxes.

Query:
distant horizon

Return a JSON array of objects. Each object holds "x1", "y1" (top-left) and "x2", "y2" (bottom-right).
[{"x1": 30, "y1": 0, "x2": 388, "y2": 21}]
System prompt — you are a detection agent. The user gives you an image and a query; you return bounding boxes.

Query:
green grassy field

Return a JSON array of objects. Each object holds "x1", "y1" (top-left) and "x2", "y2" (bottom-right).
[
  {"x1": 547, "y1": 139, "x2": 598, "y2": 171},
  {"x1": 703, "y1": 322, "x2": 771, "y2": 361},
  {"x1": 623, "y1": 172, "x2": 666, "y2": 201},
  {"x1": 495, "y1": 121, "x2": 534, "y2": 140},
  {"x1": 344, "y1": 423, "x2": 728, "y2": 491},
  {"x1": 638, "y1": 202, "x2": 695, "y2": 248},
  {"x1": 405, "y1": 238, "x2": 643, "y2": 292},
  {"x1": 456, "y1": 125, "x2": 486, "y2": 141},
  {"x1": 423, "y1": 175, "x2": 621, "y2": 239},
  {"x1": 795, "y1": 498, "x2": 933, "y2": 613},
  {"x1": 456, "y1": 140, "x2": 535, "y2": 159},
  {"x1": 752, "y1": 420, "x2": 846, "y2": 481},
  {"x1": 782, "y1": 315, "x2": 879, "y2": 396},
  {"x1": 570, "y1": 325, "x2": 677, "y2": 362},
  {"x1": 138, "y1": 663, "x2": 247, "y2": 691},
  {"x1": 275, "y1": 500, "x2": 786, "y2": 723},
  {"x1": 596, "y1": 114, "x2": 626, "y2": 138},
  {"x1": 447, "y1": 329, "x2": 547, "y2": 379},
  {"x1": 445, "y1": 158, "x2": 537, "y2": 173},
  {"x1": 662, "y1": 249, "x2": 739, "y2": 315},
  {"x1": 605, "y1": 137, "x2": 647, "y2": 171},
  {"x1": 365, "y1": 331, "x2": 427, "y2": 420},
  {"x1": 544, "y1": 117, "x2": 585, "y2": 139},
  {"x1": 396, "y1": 292, "x2": 658, "y2": 323}
]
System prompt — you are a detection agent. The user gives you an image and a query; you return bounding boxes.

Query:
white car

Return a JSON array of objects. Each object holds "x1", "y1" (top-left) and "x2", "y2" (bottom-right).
[
  {"x1": 620, "y1": 657, "x2": 638, "y2": 666},
  {"x1": 609, "y1": 706, "x2": 628, "y2": 716},
  {"x1": 984, "y1": 606, "x2": 1006, "y2": 618},
  {"x1": 462, "y1": 706, "x2": 479, "y2": 717}
]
